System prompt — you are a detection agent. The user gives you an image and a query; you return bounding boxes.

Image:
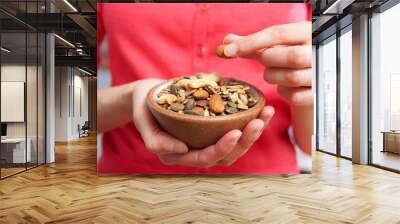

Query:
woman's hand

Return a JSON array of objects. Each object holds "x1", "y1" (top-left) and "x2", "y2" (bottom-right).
[
  {"x1": 221, "y1": 22, "x2": 313, "y2": 153},
  {"x1": 222, "y1": 22, "x2": 312, "y2": 106},
  {"x1": 133, "y1": 79, "x2": 275, "y2": 168}
]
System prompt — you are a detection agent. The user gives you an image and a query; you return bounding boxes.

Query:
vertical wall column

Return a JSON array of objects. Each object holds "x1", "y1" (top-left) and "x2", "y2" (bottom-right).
[
  {"x1": 46, "y1": 33, "x2": 55, "y2": 163},
  {"x1": 312, "y1": 45, "x2": 317, "y2": 151},
  {"x1": 352, "y1": 14, "x2": 369, "y2": 164},
  {"x1": 45, "y1": 0, "x2": 55, "y2": 163}
]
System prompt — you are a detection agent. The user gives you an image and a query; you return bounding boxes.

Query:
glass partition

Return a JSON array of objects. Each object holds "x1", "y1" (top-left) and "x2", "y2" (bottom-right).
[
  {"x1": 317, "y1": 35, "x2": 337, "y2": 154},
  {"x1": 1, "y1": 30, "x2": 28, "y2": 177},
  {"x1": 27, "y1": 31, "x2": 38, "y2": 169},
  {"x1": 339, "y1": 27, "x2": 352, "y2": 158},
  {"x1": 370, "y1": 3, "x2": 400, "y2": 171},
  {"x1": 0, "y1": 1, "x2": 46, "y2": 179}
]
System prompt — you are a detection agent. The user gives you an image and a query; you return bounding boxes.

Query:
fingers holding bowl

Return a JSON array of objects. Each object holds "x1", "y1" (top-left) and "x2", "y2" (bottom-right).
[
  {"x1": 159, "y1": 130, "x2": 242, "y2": 168},
  {"x1": 145, "y1": 75, "x2": 268, "y2": 168},
  {"x1": 133, "y1": 79, "x2": 189, "y2": 155},
  {"x1": 217, "y1": 106, "x2": 274, "y2": 166}
]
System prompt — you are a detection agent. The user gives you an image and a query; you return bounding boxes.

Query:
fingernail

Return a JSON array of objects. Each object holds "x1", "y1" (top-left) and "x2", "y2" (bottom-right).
[
  {"x1": 267, "y1": 106, "x2": 275, "y2": 115},
  {"x1": 224, "y1": 33, "x2": 241, "y2": 43},
  {"x1": 224, "y1": 44, "x2": 238, "y2": 57},
  {"x1": 226, "y1": 33, "x2": 240, "y2": 38},
  {"x1": 231, "y1": 130, "x2": 242, "y2": 145},
  {"x1": 174, "y1": 142, "x2": 188, "y2": 153}
]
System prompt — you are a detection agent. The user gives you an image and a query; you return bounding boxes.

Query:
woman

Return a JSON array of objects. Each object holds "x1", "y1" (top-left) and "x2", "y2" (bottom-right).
[{"x1": 97, "y1": 3, "x2": 313, "y2": 174}]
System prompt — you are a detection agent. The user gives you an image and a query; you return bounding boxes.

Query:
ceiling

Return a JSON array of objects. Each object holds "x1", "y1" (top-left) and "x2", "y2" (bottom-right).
[
  {"x1": 312, "y1": 0, "x2": 391, "y2": 44},
  {"x1": 0, "y1": 0, "x2": 96, "y2": 74}
]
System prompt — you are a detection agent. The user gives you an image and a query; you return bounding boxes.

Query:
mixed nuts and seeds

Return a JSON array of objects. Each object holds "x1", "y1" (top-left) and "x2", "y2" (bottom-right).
[{"x1": 156, "y1": 73, "x2": 259, "y2": 116}]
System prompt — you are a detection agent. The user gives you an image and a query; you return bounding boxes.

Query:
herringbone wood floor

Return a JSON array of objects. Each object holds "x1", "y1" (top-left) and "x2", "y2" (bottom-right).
[{"x1": 0, "y1": 135, "x2": 400, "y2": 224}]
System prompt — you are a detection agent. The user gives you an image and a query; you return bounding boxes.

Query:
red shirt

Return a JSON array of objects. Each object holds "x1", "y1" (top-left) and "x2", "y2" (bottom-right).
[{"x1": 98, "y1": 3, "x2": 311, "y2": 174}]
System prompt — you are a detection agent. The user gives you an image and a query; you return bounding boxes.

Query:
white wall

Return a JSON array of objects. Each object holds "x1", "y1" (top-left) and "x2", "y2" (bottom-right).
[
  {"x1": 72, "y1": 73, "x2": 89, "y2": 138},
  {"x1": 1, "y1": 65, "x2": 37, "y2": 138},
  {"x1": 55, "y1": 67, "x2": 70, "y2": 141},
  {"x1": 1, "y1": 63, "x2": 46, "y2": 164},
  {"x1": 54, "y1": 67, "x2": 89, "y2": 141}
]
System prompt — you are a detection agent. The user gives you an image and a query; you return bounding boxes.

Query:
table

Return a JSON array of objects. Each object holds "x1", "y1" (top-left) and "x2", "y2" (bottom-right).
[
  {"x1": 1, "y1": 138, "x2": 31, "y2": 164},
  {"x1": 381, "y1": 131, "x2": 400, "y2": 154}
]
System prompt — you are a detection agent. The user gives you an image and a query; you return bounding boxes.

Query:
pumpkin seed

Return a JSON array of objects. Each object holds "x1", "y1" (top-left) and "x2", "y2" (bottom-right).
[
  {"x1": 184, "y1": 98, "x2": 195, "y2": 110},
  {"x1": 196, "y1": 100, "x2": 208, "y2": 107},
  {"x1": 170, "y1": 84, "x2": 181, "y2": 95},
  {"x1": 248, "y1": 100, "x2": 257, "y2": 107},
  {"x1": 227, "y1": 101, "x2": 237, "y2": 108},
  {"x1": 225, "y1": 107, "x2": 238, "y2": 114},
  {"x1": 246, "y1": 88, "x2": 259, "y2": 102}
]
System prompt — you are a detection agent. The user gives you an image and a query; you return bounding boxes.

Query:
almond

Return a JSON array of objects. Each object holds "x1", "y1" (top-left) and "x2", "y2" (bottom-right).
[
  {"x1": 193, "y1": 89, "x2": 209, "y2": 100},
  {"x1": 215, "y1": 44, "x2": 228, "y2": 58},
  {"x1": 208, "y1": 94, "x2": 225, "y2": 114},
  {"x1": 193, "y1": 106, "x2": 205, "y2": 116}
]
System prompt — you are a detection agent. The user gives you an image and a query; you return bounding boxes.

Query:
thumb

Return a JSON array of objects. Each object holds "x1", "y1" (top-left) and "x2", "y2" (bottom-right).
[{"x1": 132, "y1": 80, "x2": 189, "y2": 154}]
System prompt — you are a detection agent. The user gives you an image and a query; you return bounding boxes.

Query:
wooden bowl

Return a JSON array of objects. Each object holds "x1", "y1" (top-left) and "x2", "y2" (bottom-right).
[{"x1": 146, "y1": 79, "x2": 265, "y2": 149}]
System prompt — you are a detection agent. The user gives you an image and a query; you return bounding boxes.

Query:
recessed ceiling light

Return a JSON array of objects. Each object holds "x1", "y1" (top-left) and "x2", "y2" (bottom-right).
[
  {"x1": 78, "y1": 67, "x2": 93, "y2": 76},
  {"x1": 63, "y1": 0, "x2": 78, "y2": 12},
  {"x1": 322, "y1": 0, "x2": 354, "y2": 15},
  {"x1": 54, "y1": 34, "x2": 75, "y2": 48},
  {"x1": 1, "y1": 47, "x2": 11, "y2": 53}
]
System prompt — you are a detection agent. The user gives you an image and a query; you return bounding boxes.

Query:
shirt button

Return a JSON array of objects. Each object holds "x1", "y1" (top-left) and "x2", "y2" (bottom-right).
[{"x1": 197, "y1": 45, "x2": 207, "y2": 57}]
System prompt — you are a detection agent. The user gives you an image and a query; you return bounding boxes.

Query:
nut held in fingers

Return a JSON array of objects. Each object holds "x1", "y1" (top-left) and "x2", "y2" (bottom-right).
[{"x1": 215, "y1": 44, "x2": 230, "y2": 58}]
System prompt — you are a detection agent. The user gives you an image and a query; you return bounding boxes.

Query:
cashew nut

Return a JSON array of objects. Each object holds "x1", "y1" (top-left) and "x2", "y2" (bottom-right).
[{"x1": 157, "y1": 94, "x2": 177, "y2": 105}]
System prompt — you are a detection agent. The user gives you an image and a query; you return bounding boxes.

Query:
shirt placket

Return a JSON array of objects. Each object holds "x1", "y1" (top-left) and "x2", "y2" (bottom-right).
[{"x1": 192, "y1": 3, "x2": 209, "y2": 73}]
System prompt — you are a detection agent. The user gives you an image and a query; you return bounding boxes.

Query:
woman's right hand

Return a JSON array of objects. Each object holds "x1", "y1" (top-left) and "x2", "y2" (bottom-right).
[{"x1": 132, "y1": 79, "x2": 274, "y2": 168}]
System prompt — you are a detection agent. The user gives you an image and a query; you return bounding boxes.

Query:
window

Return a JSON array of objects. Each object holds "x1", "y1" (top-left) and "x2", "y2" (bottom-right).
[
  {"x1": 317, "y1": 35, "x2": 337, "y2": 154},
  {"x1": 0, "y1": 1, "x2": 46, "y2": 179},
  {"x1": 370, "y1": 3, "x2": 400, "y2": 171},
  {"x1": 339, "y1": 27, "x2": 352, "y2": 158}
]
